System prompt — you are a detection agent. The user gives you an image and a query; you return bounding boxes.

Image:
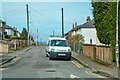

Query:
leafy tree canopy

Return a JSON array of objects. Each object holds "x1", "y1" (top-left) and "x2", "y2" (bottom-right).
[
  {"x1": 92, "y1": 2, "x2": 120, "y2": 61},
  {"x1": 20, "y1": 28, "x2": 28, "y2": 40},
  {"x1": 92, "y1": 2, "x2": 117, "y2": 45}
]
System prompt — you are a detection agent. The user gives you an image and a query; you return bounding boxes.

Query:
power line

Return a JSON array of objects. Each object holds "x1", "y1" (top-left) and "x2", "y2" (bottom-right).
[
  {"x1": 3, "y1": 7, "x2": 26, "y2": 20},
  {"x1": 28, "y1": 5, "x2": 61, "y2": 24},
  {"x1": 4, "y1": 6, "x2": 25, "y2": 14}
]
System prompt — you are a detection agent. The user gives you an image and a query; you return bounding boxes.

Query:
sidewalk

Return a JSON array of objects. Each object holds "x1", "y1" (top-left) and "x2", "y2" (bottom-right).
[
  {"x1": 72, "y1": 51, "x2": 119, "y2": 78},
  {"x1": 0, "y1": 46, "x2": 33, "y2": 66}
]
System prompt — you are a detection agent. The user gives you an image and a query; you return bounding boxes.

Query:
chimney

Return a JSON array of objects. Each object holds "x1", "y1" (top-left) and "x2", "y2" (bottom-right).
[
  {"x1": 72, "y1": 23, "x2": 74, "y2": 29},
  {"x1": 75, "y1": 22, "x2": 77, "y2": 27},
  {"x1": 86, "y1": 16, "x2": 91, "y2": 22}
]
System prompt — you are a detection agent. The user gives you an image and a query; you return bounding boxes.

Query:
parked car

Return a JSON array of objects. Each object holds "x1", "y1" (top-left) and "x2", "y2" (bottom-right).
[{"x1": 46, "y1": 36, "x2": 71, "y2": 60}]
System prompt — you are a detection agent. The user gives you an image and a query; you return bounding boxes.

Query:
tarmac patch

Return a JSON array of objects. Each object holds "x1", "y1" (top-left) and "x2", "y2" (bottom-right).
[{"x1": 45, "y1": 69, "x2": 56, "y2": 72}]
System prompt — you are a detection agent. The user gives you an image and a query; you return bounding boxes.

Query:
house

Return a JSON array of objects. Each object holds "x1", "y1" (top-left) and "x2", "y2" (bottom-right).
[
  {"x1": 65, "y1": 29, "x2": 72, "y2": 44},
  {"x1": 65, "y1": 16, "x2": 106, "y2": 45},
  {"x1": 4, "y1": 25, "x2": 14, "y2": 36},
  {"x1": 3, "y1": 25, "x2": 21, "y2": 37},
  {"x1": 76, "y1": 19, "x2": 96, "y2": 44},
  {"x1": 71, "y1": 22, "x2": 78, "y2": 36},
  {"x1": 71, "y1": 16, "x2": 96, "y2": 44},
  {"x1": 65, "y1": 23, "x2": 74, "y2": 44}
]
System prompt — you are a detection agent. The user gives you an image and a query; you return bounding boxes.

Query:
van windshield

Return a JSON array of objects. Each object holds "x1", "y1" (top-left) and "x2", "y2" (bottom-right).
[{"x1": 50, "y1": 40, "x2": 69, "y2": 47}]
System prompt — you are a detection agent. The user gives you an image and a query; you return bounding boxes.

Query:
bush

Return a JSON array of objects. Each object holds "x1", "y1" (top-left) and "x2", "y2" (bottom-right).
[
  {"x1": 5, "y1": 35, "x2": 11, "y2": 39},
  {"x1": 10, "y1": 36, "x2": 18, "y2": 39},
  {"x1": 17, "y1": 37, "x2": 21, "y2": 39}
]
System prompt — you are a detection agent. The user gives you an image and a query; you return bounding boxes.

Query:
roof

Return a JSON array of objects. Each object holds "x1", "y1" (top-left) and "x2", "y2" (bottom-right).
[
  {"x1": 65, "y1": 29, "x2": 73, "y2": 35},
  {"x1": 71, "y1": 19, "x2": 95, "y2": 31},
  {"x1": 65, "y1": 19, "x2": 95, "y2": 35},
  {"x1": 3, "y1": 25, "x2": 13, "y2": 29},
  {"x1": 0, "y1": 19, "x2": 6, "y2": 24},
  {"x1": 79, "y1": 19, "x2": 95, "y2": 29},
  {"x1": 0, "y1": 19, "x2": 2, "y2": 23},
  {"x1": 3, "y1": 25, "x2": 21, "y2": 34}
]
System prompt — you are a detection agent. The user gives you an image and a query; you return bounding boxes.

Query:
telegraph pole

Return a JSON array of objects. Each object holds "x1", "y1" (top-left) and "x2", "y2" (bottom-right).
[
  {"x1": 116, "y1": 0, "x2": 119, "y2": 68},
  {"x1": 26, "y1": 4, "x2": 29, "y2": 46},
  {"x1": 53, "y1": 30, "x2": 54, "y2": 36},
  {"x1": 37, "y1": 28, "x2": 38, "y2": 46},
  {"x1": 61, "y1": 8, "x2": 64, "y2": 37}
]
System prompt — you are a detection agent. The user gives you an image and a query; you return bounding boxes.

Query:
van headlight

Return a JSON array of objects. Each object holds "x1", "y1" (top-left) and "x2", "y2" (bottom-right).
[
  {"x1": 51, "y1": 49, "x2": 55, "y2": 52},
  {"x1": 68, "y1": 49, "x2": 71, "y2": 52}
]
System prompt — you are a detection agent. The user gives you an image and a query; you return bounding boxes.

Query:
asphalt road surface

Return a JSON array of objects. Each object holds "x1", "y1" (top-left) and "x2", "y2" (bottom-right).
[{"x1": 2, "y1": 46, "x2": 104, "y2": 79}]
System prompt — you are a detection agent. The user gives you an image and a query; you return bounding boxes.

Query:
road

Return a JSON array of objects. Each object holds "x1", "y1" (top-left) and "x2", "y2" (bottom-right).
[{"x1": 2, "y1": 46, "x2": 104, "y2": 79}]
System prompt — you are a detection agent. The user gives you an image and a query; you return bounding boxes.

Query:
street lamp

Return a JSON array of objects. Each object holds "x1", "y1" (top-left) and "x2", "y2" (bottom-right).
[{"x1": 116, "y1": 0, "x2": 119, "y2": 68}]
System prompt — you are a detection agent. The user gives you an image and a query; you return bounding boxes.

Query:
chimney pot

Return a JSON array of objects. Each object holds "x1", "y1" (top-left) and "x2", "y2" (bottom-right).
[
  {"x1": 87, "y1": 16, "x2": 91, "y2": 22},
  {"x1": 75, "y1": 22, "x2": 77, "y2": 27}
]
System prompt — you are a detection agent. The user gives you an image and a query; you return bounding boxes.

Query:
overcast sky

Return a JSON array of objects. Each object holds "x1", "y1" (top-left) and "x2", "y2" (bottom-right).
[{"x1": 1, "y1": 0, "x2": 93, "y2": 42}]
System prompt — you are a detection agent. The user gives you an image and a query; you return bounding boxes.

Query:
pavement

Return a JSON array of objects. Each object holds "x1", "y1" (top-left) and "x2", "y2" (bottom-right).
[
  {"x1": 72, "y1": 51, "x2": 120, "y2": 78},
  {"x1": 0, "y1": 46, "x2": 33, "y2": 67}
]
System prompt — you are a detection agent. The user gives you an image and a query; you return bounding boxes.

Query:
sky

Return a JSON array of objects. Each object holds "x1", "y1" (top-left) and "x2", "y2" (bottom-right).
[{"x1": 1, "y1": 0, "x2": 93, "y2": 42}]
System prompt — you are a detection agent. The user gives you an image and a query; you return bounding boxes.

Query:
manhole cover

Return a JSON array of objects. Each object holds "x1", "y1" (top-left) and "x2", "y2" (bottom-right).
[{"x1": 46, "y1": 70, "x2": 56, "y2": 72}]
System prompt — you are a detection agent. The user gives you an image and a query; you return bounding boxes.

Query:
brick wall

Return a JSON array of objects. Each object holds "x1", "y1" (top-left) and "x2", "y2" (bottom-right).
[
  {"x1": 8, "y1": 39, "x2": 26, "y2": 50},
  {"x1": 0, "y1": 42, "x2": 8, "y2": 53}
]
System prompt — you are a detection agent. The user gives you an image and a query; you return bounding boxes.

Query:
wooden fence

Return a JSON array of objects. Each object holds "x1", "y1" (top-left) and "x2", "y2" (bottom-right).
[{"x1": 83, "y1": 44, "x2": 112, "y2": 64}]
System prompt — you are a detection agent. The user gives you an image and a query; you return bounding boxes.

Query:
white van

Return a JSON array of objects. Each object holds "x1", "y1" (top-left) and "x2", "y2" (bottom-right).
[{"x1": 46, "y1": 36, "x2": 71, "y2": 60}]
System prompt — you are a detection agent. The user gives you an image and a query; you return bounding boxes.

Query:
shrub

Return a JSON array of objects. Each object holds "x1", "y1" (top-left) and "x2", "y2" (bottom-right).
[
  {"x1": 5, "y1": 35, "x2": 11, "y2": 39},
  {"x1": 10, "y1": 36, "x2": 18, "y2": 39}
]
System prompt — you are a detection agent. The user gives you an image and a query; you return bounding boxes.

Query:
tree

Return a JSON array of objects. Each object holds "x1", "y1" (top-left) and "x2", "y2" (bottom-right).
[
  {"x1": 92, "y1": 2, "x2": 120, "y2": 61},
  {"x1": 20, "y1": 28, "x2": 28, "y2": 40},
  {"x1": 70, "y1": 34, "x2": 84, "y2": 52}
]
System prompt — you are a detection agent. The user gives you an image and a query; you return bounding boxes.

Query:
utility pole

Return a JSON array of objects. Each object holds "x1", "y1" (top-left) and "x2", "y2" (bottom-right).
[
  {"x1": 26, "y1": 4, "x2": 29, "y2": 46},
  {"x1": 61, "y1": 8, "x2": 64, "y2": 37},
  {"x1": 1, "y1": 22, "x2": 4, "y2": 40},
  {"x1": 53, "y1": 30, "x2": 54, "y2": 36},
  {"x1": 37, "y1": 28, "x2": 38, "y2": 46},
  {"x1": 116, "y1": 0, "x2": 119, "y2": 68},
  {"x1": 1, "y1": 21, "x2": 6, "y2": 40}
]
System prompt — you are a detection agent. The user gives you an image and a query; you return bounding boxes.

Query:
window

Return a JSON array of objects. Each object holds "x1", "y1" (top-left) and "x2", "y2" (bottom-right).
[
  {"x1": 90, "y1": 39, "x2": 92, "y2": 44},
  {"x1": 50, "y1": 40, "x2": 68, "y2": 47}
]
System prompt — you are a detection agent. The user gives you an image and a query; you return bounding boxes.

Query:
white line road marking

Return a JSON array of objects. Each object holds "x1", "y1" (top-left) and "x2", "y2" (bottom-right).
[
  {"x1": 85, "y1": 71, "x2": 89, "y2": 73},
  {"x1": 70, "y1": 74, "x2": 79, "y2": 78},
  {"x1": 0, "y1": 68, "x2": 9, "y2": 71},
  {"x1": 0, "y1": 68, "x2": 4, "y2": 71}
]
